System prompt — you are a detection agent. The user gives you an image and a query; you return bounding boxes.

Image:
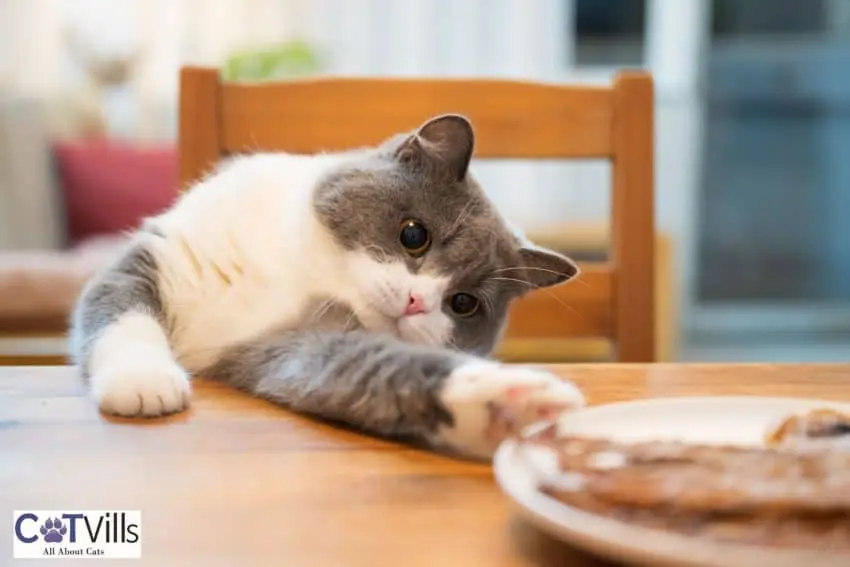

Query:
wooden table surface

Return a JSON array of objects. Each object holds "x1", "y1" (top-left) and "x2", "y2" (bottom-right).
[{"x1": 2, "y1": 363, "x2": 849, "y2": 566}]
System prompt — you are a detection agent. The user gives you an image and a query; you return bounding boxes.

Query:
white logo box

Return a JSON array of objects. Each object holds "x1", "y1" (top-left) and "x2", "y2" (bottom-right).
[{"x1": 12, "y1": 510, "x2": 142, "y2": 559}]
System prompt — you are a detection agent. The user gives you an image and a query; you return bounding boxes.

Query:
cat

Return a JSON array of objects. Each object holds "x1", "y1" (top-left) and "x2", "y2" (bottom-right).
[{"x1": 69, "y1": 113, "x2": 586, "y2": 460}]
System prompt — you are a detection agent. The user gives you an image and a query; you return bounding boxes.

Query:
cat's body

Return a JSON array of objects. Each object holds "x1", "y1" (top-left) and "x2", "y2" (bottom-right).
[
  {"x1": 70, "y1": 115, "x2": 585, "y2": 460},
  {"x1": 107, "y1": 152, "x2": 359, "y2": 373}
]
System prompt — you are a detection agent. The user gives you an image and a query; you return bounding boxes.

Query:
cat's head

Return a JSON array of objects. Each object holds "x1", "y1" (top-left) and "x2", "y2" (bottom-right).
[{"x1": 313, "y1": 114, "x2": 578, "y2": 356}]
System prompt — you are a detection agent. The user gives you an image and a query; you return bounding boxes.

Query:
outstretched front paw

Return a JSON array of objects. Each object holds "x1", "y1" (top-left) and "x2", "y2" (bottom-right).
[{"x1": 435, "y1": 362, "x2": 585, "y2": 460}]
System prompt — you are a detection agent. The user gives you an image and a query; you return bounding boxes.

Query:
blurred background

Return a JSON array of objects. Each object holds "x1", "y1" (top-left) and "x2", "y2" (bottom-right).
[{"x1": 0, "y1": 0, "x2": 848, "y2": 363}]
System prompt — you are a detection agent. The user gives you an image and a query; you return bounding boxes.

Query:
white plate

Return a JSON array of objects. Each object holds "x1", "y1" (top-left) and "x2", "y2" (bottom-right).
[{"x1": 493, "y1": 396, "x2": 850, "y2": 567}]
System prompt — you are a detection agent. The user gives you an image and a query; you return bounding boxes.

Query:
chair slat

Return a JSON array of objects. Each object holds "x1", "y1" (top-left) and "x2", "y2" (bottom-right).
[
  {"x1": 179, "y1": 67, "x2": 222, "y2": 188},
  {"x1": 610, "y1": 73, "x2": 655, "y2": 361},
  {"x1": 220, "y1": 78, "x2": 613, "y2": 158}
]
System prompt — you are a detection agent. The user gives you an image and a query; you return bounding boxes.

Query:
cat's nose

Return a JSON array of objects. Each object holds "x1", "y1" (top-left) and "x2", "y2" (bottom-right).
[{"x1": 404, "y1": 293, "x2": 428, "y2": 316}]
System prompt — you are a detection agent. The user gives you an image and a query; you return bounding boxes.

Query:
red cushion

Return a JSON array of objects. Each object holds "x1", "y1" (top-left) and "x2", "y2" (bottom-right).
[{"x1": 53, "y1": 140, "x2": 179, "y2": 246}]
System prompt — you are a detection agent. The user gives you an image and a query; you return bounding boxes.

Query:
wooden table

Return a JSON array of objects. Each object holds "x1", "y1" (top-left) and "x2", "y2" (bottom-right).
[{"x1": 2, "y1": 363, "x2": 849, "y2": 566}]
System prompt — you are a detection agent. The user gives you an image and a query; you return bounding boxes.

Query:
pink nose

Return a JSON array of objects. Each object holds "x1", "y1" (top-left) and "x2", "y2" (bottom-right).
[{"x1": 404, "y1": 293, "x2": 428, "y2": 316}]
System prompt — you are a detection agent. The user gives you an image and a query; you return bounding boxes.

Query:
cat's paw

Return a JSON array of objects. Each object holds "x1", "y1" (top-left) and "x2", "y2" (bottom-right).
[
  {"x1": 90, "y1": 356, "x2": 191, "y2": 417},
  {"x1": 435, "y1": 362, "x2": 585, "y2": 460}
]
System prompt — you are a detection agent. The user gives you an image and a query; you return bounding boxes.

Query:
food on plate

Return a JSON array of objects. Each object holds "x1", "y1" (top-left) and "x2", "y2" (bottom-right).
[
  {"x1": 765, "y1": 408, "x2": 850, "y2": 451},
  {"x1": 518, "y1": 424, "x2": 850, "y2": 550}
]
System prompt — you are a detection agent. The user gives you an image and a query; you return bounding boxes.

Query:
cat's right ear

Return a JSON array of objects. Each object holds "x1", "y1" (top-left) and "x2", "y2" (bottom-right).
[{"x1": 395, "y1": 114, "x2": 475, "y2": 181}]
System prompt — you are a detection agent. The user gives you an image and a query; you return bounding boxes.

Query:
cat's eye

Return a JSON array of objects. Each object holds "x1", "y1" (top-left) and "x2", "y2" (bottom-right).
[
  {"x1": 399, "y1": 219, "x2": 431, "y2": 256},
  {"x1": 449, "y1": 293, "x2": 479, "y2": 317}
]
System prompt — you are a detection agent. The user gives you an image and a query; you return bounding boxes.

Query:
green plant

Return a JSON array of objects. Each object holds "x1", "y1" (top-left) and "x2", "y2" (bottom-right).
[{"x1": 221, "y1": 40, "x2": 323, "y2": 81}]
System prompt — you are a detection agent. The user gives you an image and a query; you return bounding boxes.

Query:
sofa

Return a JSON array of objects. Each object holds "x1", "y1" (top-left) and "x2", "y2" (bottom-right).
[{"x1": 0, "y1": 96, "x2": 178, "y2": 362}]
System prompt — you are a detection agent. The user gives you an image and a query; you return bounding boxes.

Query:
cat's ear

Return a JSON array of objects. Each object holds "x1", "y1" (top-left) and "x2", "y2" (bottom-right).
[
  {"x1": 395, "y1": 114, "x2": 475, "y2": 181},
  {"x1": 517, "y1": 243, "x2": 580, "y2": 289}
]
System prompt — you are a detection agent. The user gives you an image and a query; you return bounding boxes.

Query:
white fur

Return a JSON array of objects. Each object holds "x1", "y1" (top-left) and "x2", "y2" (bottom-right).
[
  {"x1": 87, "y1": 152, "x2": 455, "y2": 415},
  {"x1": 434, "y1": 362, "x2": 586, "y2": 460},
  {"x1": 146, "y1": 152, "x2": 452, "y2": 369},
  {"x1": 89, "y1": 311, "x2": 190, "y2": 416}
]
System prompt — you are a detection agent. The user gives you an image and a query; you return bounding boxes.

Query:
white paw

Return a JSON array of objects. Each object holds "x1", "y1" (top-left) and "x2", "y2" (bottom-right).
[
  {"x1": 435, "y1": 362, "x2": 585, "y2": 460},
  {"x1": 90, "y1": 357, "x2": 191, "y2": 417}
]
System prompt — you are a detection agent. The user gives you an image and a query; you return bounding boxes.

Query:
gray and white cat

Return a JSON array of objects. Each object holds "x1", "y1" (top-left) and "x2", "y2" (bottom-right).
[{"x1": 69, "y1": 114, "x2": 585, "y2": 460}]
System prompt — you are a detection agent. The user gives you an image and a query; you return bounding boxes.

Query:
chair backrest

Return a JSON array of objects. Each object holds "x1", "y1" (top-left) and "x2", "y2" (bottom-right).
[{"x1": 178, "y1": 67, "x2": 655, "y2": 362}]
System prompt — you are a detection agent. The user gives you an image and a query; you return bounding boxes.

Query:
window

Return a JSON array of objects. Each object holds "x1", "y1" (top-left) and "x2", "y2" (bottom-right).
[
  {"x1": 573, "y1": 0, "x2": 646, "y2": 67},
  {"x1": 697, "y1": 0, "x2": 850, "y2": 303}
]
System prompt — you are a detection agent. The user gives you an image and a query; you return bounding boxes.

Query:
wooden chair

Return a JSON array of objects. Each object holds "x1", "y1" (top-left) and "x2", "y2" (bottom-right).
[{"x1": 177, "y1": 67, "x2": 655, "y2": 362}]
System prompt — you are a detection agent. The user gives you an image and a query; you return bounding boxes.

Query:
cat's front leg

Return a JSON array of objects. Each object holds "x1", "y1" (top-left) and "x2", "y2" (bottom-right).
[
  {"x1": 69, "y1": 235, "x2": 190, "y2": 417},
  {"x1": 85, "y1": 312, "x2": 190, "y2": 417},
  {"x1": 431, "y1": 361, "x2": 585, "y2": 460},
  {"x1": 206, "y1": 330, "x2": 584, "y2": 460}
]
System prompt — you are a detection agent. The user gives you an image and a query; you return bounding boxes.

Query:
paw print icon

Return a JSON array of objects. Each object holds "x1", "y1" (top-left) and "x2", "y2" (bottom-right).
[{"x1": 40, "y1": 518, "x2": 67, "y2": 543}]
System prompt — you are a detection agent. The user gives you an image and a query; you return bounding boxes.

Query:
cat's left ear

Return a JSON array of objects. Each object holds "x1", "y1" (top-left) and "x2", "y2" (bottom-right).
[
  {"x1": 396, "y1": 114, "x2": 475, "y2": 181},
  {"x1": 517, "y1": 243, "x2": 580, "y2": 289}
]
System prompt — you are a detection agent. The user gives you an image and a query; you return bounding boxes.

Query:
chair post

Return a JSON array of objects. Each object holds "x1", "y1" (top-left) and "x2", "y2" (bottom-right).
[
  {"x1": 611, "y1": 71, "x2": 656, "y2": 362},
  {"x1": 178, "y1": 66, "x2": 223, "y2": 190}
]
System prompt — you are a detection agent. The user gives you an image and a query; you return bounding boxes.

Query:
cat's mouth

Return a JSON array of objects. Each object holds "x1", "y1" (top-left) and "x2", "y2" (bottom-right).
[
  {"x1": 359, "y1": 307, "x2": 430, "y2": 344},
  {"x1": 358, "y1": 297, "x2": 448, "y2": 346}
]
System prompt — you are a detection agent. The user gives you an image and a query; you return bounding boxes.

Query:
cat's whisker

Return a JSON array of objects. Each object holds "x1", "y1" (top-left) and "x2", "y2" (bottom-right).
[
  {"x1": 308, "y1": 299, "x2": 337, "y2": 324},
  {"x1": 489, "y1": 275, "x2": 537, "y2": 288},
  {"x1": 478, "y1": 286, "x2": 497, "y2": 314},
  {"x1": 342, "y1": 311, "x2": 358, "y2": 331},
  {"x1": 489, "y1": 276, "x2": 581, "y2": 318},
  {"x1": 445, "y1": 199, "x2": 476, "y2": 238},
  {"x1": 376, "y1": 280, "x2": 397, "y2": 303},
  {"x1": 492, "y1": 266, "x2": 569, "y2": 277},
  {"x1": 492, "y1": 265, "x2": 592, "y2": 290}
]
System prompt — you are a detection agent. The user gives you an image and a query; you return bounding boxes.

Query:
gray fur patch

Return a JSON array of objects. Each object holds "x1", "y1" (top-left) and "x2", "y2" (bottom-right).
[
  {"x1": 203, "y1": 330, "x2": 465, "y2": 439},
  {"x1": 68, "y1": 234, "x2": 166, "y2": 378}
]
